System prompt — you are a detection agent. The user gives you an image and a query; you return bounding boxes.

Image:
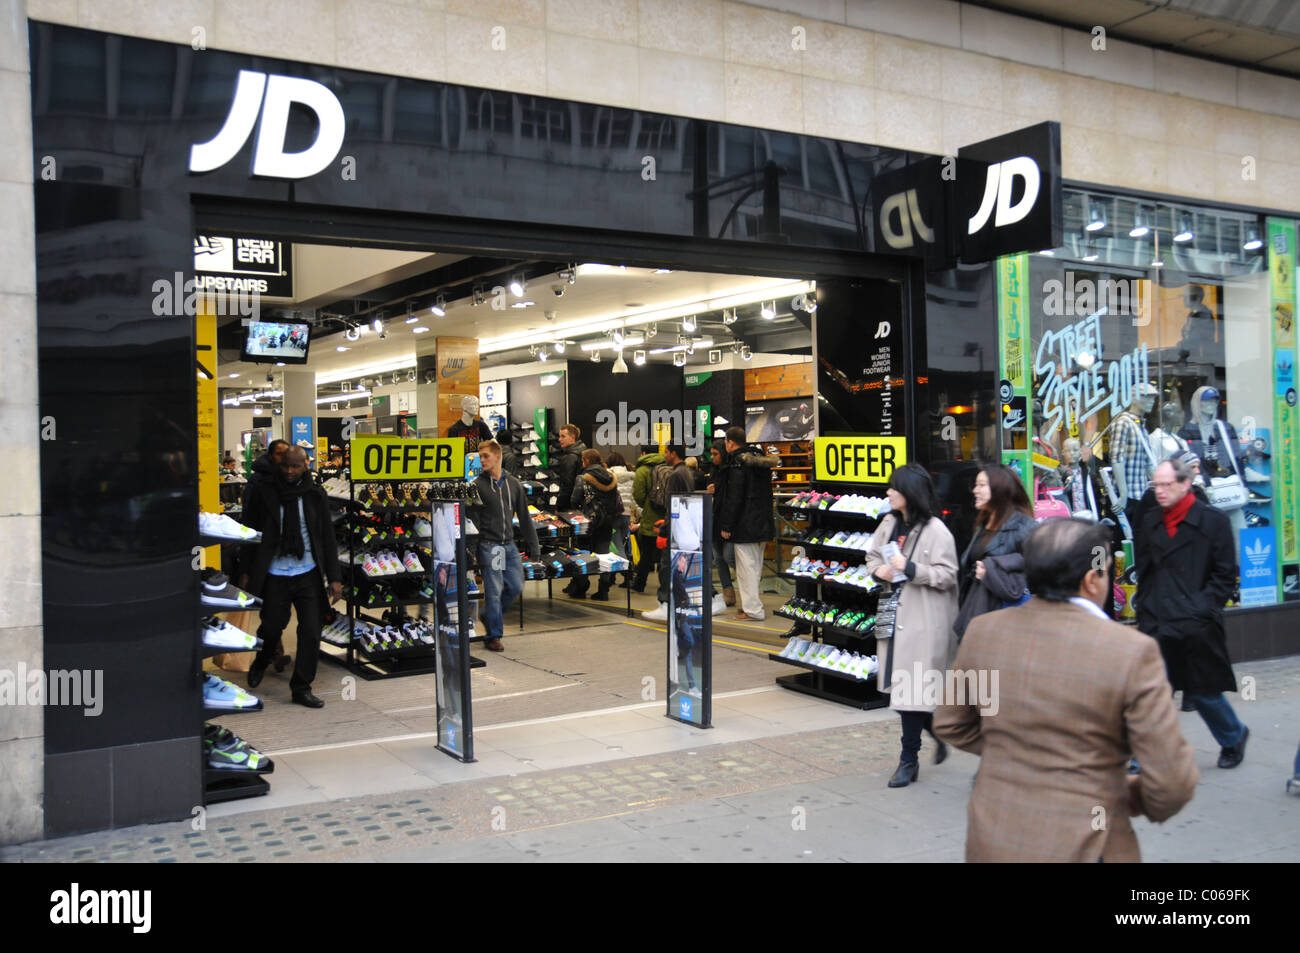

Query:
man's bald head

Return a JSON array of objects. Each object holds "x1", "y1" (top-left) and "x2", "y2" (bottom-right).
[{"x1": 279, "y1": 445, "x2": 310, "y2": 483}]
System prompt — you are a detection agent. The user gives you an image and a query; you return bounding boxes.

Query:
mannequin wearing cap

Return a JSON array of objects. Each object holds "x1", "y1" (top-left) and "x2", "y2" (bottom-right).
[
  {"x1": 447, "y1": 395, "x2": 494, "y2": 451},
  {"x1": 1177, "y1": 386, "x2": 1242, "y2": 481}
]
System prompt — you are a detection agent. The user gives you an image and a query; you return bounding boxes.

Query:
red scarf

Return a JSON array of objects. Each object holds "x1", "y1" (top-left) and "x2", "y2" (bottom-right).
[{"x1": 1162, "y1": 492, "x2": 1195, "y2": 538}]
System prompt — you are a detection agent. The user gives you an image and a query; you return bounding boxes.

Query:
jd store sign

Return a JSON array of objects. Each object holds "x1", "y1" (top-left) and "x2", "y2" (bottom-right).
[{"x1": 871, "y1": 121, "x2": 1062, "y2": 268}]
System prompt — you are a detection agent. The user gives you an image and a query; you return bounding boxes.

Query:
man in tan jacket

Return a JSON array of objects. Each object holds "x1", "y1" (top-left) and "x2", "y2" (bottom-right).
[{"x1": 935, "y1": 518, "x2": 1198, "y2": 862}]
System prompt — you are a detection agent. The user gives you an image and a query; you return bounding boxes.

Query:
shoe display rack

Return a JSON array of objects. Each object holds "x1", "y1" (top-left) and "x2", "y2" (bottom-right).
[
  {"x1": 198, "y1": 514, "x2": 274, "y2": 805},
  {"x1": 769, "y1": 485, "x2": 893, "y2": 710},
  {"x1": 320, "y1": 475, "x2": 485, "y2": 680}
]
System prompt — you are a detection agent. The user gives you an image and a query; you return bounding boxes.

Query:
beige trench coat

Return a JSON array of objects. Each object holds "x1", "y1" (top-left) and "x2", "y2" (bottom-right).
[{"x1": 862, "y1": 514, "x2": 960, "y2": 712}]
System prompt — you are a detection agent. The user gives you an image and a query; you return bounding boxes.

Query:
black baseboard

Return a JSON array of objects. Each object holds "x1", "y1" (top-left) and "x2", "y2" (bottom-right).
[{"x1": 1225, "y1": 603, "x2": 1300, "y2": 662}]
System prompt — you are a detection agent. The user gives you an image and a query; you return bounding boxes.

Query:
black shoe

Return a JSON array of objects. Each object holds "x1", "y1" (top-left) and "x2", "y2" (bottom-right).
[
  {"x1": 1181, "y1": 693, "x2": 1195, "y2": 712},
  {"x1": 246, "y1": 662, "x2": 267, "y2": 689},
  {"x1": 1217, "y1": 725, "x2": 1249, "y2": 769},
  {"x1": 933, "y1": 739, "x2": 948, "y2": 765},
  {"x1": 590, "y1": 590, "x2": 610, "y2": 601},
  {"x1": 273, "y1": 653, "x2": 291, "y2": 674},
  {"x1": 887, "y1": 760, "x2": 919, "y2": 788},
  {"x1": 292, "y1": 691, "x2": 324, "y2": 709}
]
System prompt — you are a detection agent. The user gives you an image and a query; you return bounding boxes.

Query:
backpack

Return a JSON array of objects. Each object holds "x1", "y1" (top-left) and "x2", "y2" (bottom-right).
[
  {"x1": 648, "y1": 463, "x2": 674, "y2": 511},
  {"x1": 580, "y1": 480, "x2": 621, "y2": 529}
]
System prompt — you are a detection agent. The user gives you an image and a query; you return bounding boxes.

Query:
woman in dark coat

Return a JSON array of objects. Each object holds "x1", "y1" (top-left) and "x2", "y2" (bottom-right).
[{"x1": 953, "y1": 464, "x2": 1036, "y2": 640}]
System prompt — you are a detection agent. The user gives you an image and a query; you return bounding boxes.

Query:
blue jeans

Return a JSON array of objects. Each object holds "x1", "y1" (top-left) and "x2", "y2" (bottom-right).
[
  {"x1": 478, "y1": 541, "x2": 523, "y2": 641},
  {"x1": 611, "y1": 515, "x2": 631, "y2": 559},
  {"x1": 714, "y1": 540, "x2": 735, "y2": 590},
  {"x1": 1187, "y1": 692, "x2": 1247, "y2": 748}
]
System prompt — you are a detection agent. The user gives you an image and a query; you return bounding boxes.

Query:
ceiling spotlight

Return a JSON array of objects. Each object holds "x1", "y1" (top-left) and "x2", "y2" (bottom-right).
[
  {"x1": 412, "y1": 326, "x2": 430, "y2": 333},
  {"x1": 554, "y1": 339, "x2": 566, "y2": 354},
  {"x1": 591, "y1": 350, "x2": 600, "y2": 363},
  {"x1": 672, "y1": 351, "x2": 687, "y2": 367},
  {"x1": 646, "y1": 323, "x2": 658, "y2": 339},
  {"x1": 509, "y1": 274, "x2": 525, "y2": 298},
  {"x1": 1081, "y1": 253, "x2": 1099, "y2": 262},
  {"x1": 792, "y1": 294, "x2": 817, "y2": 314},
  {"x1": 1129, "y1": 207, "x2": 1150, "y2": 239},
  {"x1": 344, "y1": 324, "x2": 361, "y2": 342},
  {"x1": 538, "y1": 348, "x2": 549, "y2": 362},
  {"x1": 722, "y1": 309, "x2": 737, "y2": 325},
  {"x1": 1085, "y1": 202, "x2": 1106, "y2": 232},
  {"x1": 405, "y1": 303, "x2": 418, "y2": 324},
  {"x1": 633, "y1": 349, "x2": 646, "y2": 366},
  {"x1": 431, "y1": 295, "x2": 446, "y2": 317},
  {"x1": 682, "y1": 314, "x2": 697, "y2": 333},
  {"x1": 1173, "y1": 213, "x2": 1194, "y2": 243},
  {"x1": 653, "y1": 268, "x2": 671, "y2": 274},
  {"x1": 558, "y1": 266, "x2": 576, "y2": 285},
  {"x1": 1243, "y1": 227, "x2": 1263, "y2": 251},
  {"x1": 740, "y1": 345, "x2": 753, "y2": 361},
  {"x1": 408, "y1": 370, "x2": 416, "y2": 382},
  {"x1": 227, "y1": 372, "x2": 239, "y2": 378},
  {"x1": 612, "y1": 328, "x2": 624, "y2": 347},
  {"x1": 372, "y1": 316, "x2": 385, "y2": 335},
  {"x1": 612, "y1": 350, "x2": 629, "y2": 374},
  {"x1": 685, "y1": 339, "x2": 696, "y2": 355},
  {"x1": 760, "y1": 301, "x2": 776, "y2": 320},
  {"x1": 472, "y1": 285, "x2": 486, "y2": 306}
]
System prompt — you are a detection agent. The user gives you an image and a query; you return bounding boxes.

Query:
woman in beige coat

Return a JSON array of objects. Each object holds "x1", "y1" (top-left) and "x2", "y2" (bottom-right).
[{"x1": 863, "y1": 463, "x2": 960, "y2": 788}]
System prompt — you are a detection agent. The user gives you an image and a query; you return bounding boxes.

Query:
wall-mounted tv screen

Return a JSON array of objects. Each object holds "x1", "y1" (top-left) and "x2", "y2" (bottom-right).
[{"x1": 244, "y1": 321, "x2": 311, "y2": 364}]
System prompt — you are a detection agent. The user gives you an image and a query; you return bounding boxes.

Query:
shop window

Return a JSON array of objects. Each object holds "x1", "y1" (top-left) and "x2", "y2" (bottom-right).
[
  {"x1": 518, "y1": 97, "x2": 571, "y2": 145},
  {"x1": 339, "y1": 80, "x2": 384, "y2": 139},
  {"x1": 804, "y1": 140, "x2": 842, "y2": 199},
  {"x1": 925, "y1": 264, "x2": 998, "y2": 467},
  {"x1": 181, "y1": 50, "x2": 246, "y2": 119},
  {"x1": 117, "y1": 39, "x2": 175, "y2": 118},
  {"x1": 47, "y1": 30, "x2": 107, "y2": 115},
  {"x1": 466, "y1": 90, "x2": 513, "y2": 135},
  {"x1": 636, "y1": 115, "x2": 677, "y2": 153},
  {"x1": 393, "y1": 79, "x2": 442, "y2": 145}
]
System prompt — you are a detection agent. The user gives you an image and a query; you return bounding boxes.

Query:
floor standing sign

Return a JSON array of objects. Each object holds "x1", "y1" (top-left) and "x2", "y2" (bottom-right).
[
  {"x1": 666, "y1": 492, "x2": 712, "y2": 727},
  {"x1": 432, "y1": 500, "x2": 475, "y2": 762}
]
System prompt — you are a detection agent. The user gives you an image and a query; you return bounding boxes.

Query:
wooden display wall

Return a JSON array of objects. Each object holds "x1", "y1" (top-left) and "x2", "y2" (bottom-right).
[{"x1": 744, "y1": 362, "x2": 814, "y2": 400}]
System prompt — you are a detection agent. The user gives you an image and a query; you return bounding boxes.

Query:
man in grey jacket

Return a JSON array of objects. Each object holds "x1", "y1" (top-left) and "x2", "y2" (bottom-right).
[{"x1": 470, "y1": 440, "x2": 541, "y2": 651}]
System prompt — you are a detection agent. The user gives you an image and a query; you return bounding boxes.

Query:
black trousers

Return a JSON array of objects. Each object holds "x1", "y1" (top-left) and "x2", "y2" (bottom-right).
[
  {"x1": 572, "y1": 524, "x2": 614, "y2": 595},
  {"x1": 632, "y1": 534, "x2": 659, "y2": 590},
  {"x1": 255, "y1": 568, "x2": 324, "y2": 695},
  {"x1": 898, "y1": 710, "x2": 936, "y2": 764}
]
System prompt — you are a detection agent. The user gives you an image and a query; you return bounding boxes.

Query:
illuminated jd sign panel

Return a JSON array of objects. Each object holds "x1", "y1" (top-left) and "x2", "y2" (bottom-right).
[
  {"x1": 351, "y1": 437, "x2": 466, "y2": 480},
  {"x1": 815, "y1": 436, "x2": 907, "y2": 484}
]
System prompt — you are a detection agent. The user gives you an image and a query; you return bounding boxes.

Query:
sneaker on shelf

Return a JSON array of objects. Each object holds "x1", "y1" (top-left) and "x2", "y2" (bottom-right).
[
  {"x1": 362, "y1": 554, "x2": 385, "y2": 577},
  {"x1": 1243, "y1": 465, "x2": 1269, "y2": 483},
  {"x1": 200, "y1": 572, "x2": 261, "y2": 609},
  {"x1": 202, "y1": 618, "x2": 262, "y2": 652},
  {"x1": 205, "y1": 725, "x2": 271, "y2": 771},
  {"x1": 203, "y1": 673, "x2": 260, "y2": 710},
  {"x1": 412, "y1": 517, "x2": 432, "y2": 538},
  {"x1": 199, "y1": 512, "x2": 261, "y2": 542},
  {"x1": 777, "y1": 636, "x2": 801, "y2": 658},
  {"x1": 402, "y1": 551, "x2": 424, "y2": 573},
  {"x1": 819, "y1": 648, "x2": 842, "y2": 669}
]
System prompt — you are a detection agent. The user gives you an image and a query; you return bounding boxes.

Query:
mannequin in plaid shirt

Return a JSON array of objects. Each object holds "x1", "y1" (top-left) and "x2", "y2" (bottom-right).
[{"x1": 1111, "y1": 386, "x2": 1158, "y2": 532}]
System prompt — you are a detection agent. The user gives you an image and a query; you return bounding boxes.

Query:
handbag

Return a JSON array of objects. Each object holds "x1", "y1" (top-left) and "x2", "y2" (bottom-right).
[
  {"x1": 1206, "y1": 419, "x2": 1248, "y2": 511},
  {"x1": 1033, "y1": 477, "x2": 1071, "y2": 521},
  {"x1": 873, "y1": 517, "x2": 923, "y2": 641}
]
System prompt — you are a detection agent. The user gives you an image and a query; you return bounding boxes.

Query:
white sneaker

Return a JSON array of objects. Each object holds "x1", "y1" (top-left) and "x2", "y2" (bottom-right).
[
  {"x1": 819, "y1": 648, "x2": 842, "y2": 669},
  {"x1": 1244, "y1": 465, "x2": 1269, "y2": 483},
  {"x1": 711, "y1": 593, "x2": 727, "y2": 615},
  {"x1": 641, "y1": 603, "x2": 669, "y2": 622},
  {"x1": 778, "y1": 636, "x2": 800, "y2": 658},
  {"x1": 199, "y1": 512, "x2": 261, "y2": 542}
]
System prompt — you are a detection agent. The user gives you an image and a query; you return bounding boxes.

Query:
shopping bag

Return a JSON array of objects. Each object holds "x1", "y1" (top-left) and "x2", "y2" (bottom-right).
[{"x1": 1033, "y1": 478, "x2": 1071, "y2": 521}]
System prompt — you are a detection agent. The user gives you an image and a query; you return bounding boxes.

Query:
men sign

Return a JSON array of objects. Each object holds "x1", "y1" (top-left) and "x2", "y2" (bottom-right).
[
  {"x1": 350, "y1": 436, "x2": 465, "y2": 480},
  {"x1": 814, "y1": 436, "x2": 907, "y2": 484}
]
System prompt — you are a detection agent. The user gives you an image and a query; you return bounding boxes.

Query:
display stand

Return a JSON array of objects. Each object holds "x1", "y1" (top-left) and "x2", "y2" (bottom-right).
[
  {"x1": 197, "y1": 523, "x2": 273, "y2": 806},
  {"x1": 666, "y1": 492, "x2": 712, "y2": 727},
  {"x1": 770, "y1": 482, "x2": 893, "y2": 711},
  {"x1": 434, "y1": 500, "x2": 475, "y2": 762},
  {"x1": 320, "y1": 470, "x2": 484, "y2": 681}
]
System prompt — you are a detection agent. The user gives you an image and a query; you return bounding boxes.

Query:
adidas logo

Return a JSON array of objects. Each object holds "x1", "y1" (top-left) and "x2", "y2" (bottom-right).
[{"x1": 1245, "y1": 538, "x2": 1270, "y2": 569}]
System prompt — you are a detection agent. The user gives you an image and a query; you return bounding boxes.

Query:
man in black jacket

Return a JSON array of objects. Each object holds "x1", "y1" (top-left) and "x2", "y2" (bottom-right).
[
  {"x1": 241, "y1": 439, "x2": 289, "y2": 509},
  {"x1": 240, "y1": 446, "x2": 343, "y2": 708},
  {"x1": 553, "y1": 424, "x2": 587, "y2": 594},
  {"x1": 1135, "y1": 457, "x2": 1248, "y2": 768},
  {"x1": 471, "y1": 440, "x2": 541, "y2": 651},
  {"x1": 720, "y1": 427, "x2": 778, "y2": 620}
]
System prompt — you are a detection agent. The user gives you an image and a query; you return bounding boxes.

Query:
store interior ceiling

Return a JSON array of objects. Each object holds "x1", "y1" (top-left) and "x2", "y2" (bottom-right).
[{"x1": 218, "y1": 242, "x2": 815, "y2": 394}]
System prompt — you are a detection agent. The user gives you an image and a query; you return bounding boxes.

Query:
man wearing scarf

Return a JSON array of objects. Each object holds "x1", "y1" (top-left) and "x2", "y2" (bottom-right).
[{"x1": 240, "y1": 446, "x2": 343, "y2": 708}]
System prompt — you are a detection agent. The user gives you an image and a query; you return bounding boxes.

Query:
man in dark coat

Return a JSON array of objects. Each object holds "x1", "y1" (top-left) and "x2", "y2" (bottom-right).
[
  {"x1": 241, "y1": 439, "x2": 289, "y2": 509},
  {"x1": 719, "y1": 426, "x2": 779, "y2": 620},
  {"x1": 554, "y1": 424, "x2": 588, "y2": 595},
  {"x1": 240, "y1": 446, "x2": 343, "y2": 708},
  {"x1": 1135, "y1": 458, "x2": 1248, "y2": 768}
]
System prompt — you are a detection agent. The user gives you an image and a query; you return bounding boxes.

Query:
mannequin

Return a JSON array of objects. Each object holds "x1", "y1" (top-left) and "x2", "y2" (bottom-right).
[
  {"x1": 447, "y1": 395, "x2": 494, "y2": 451},
  {"x1": 1178, "y1": 385, "x2": 1246, "y2": 534},
  {"x1": 1150, "y1": 401, "x2": 1190, "y2": 461},
  {"x1": 1109, "y1": 384, "x2": 1158, "y2": 531},
  {"x1": 1059, "y1": 437, "x2": 1101, "y2": 520}
]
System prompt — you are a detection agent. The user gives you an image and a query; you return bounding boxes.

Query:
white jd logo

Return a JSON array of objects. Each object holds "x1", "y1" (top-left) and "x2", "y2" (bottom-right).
[
  {"x1": 967, "y1": 156, "x2": 1040, "y2": 235},
  {"x1": 189, "y1": 70, "x2": 345, "y2": 179},
  {"x1": 879, "y1": 189, "x2": 934, "y2": 250}
]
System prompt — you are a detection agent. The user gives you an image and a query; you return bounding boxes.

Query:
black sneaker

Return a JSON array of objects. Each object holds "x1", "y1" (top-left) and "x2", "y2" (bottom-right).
[{"x1": 1217, "y1": 725, "x2": 1249, "y2": 769}]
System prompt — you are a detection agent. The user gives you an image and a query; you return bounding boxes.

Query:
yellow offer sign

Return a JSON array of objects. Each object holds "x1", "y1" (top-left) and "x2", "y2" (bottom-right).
[
  {"x1": 814, "y1": 436, "x2": 907, "y2": 484},
  {"x1": 350, "y1": 436, "x2": 466, "y2": 480}
]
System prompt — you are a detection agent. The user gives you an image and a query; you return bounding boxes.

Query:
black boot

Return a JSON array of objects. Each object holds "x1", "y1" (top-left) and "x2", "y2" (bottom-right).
[{"x1": 888, "y1": 760, "x2": 919, "y2": 788}]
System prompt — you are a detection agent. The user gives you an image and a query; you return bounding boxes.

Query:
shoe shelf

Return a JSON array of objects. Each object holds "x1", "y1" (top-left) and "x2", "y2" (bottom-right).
[
  {"x1": 197, "y1": 515, "x2": 272, "y2": 807},
  {"x1": 797, "y1": 541, "x2": 871, "y2": 558},
  {"x1": 773, "y1": 670, "x2": 890, "y2": 710},
  {"x1": 765, "y1": 652, "x2": 877, "y2": 682},
  {"x1": 779, "y1": 571, "x2": 881, "y2": 595}
]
